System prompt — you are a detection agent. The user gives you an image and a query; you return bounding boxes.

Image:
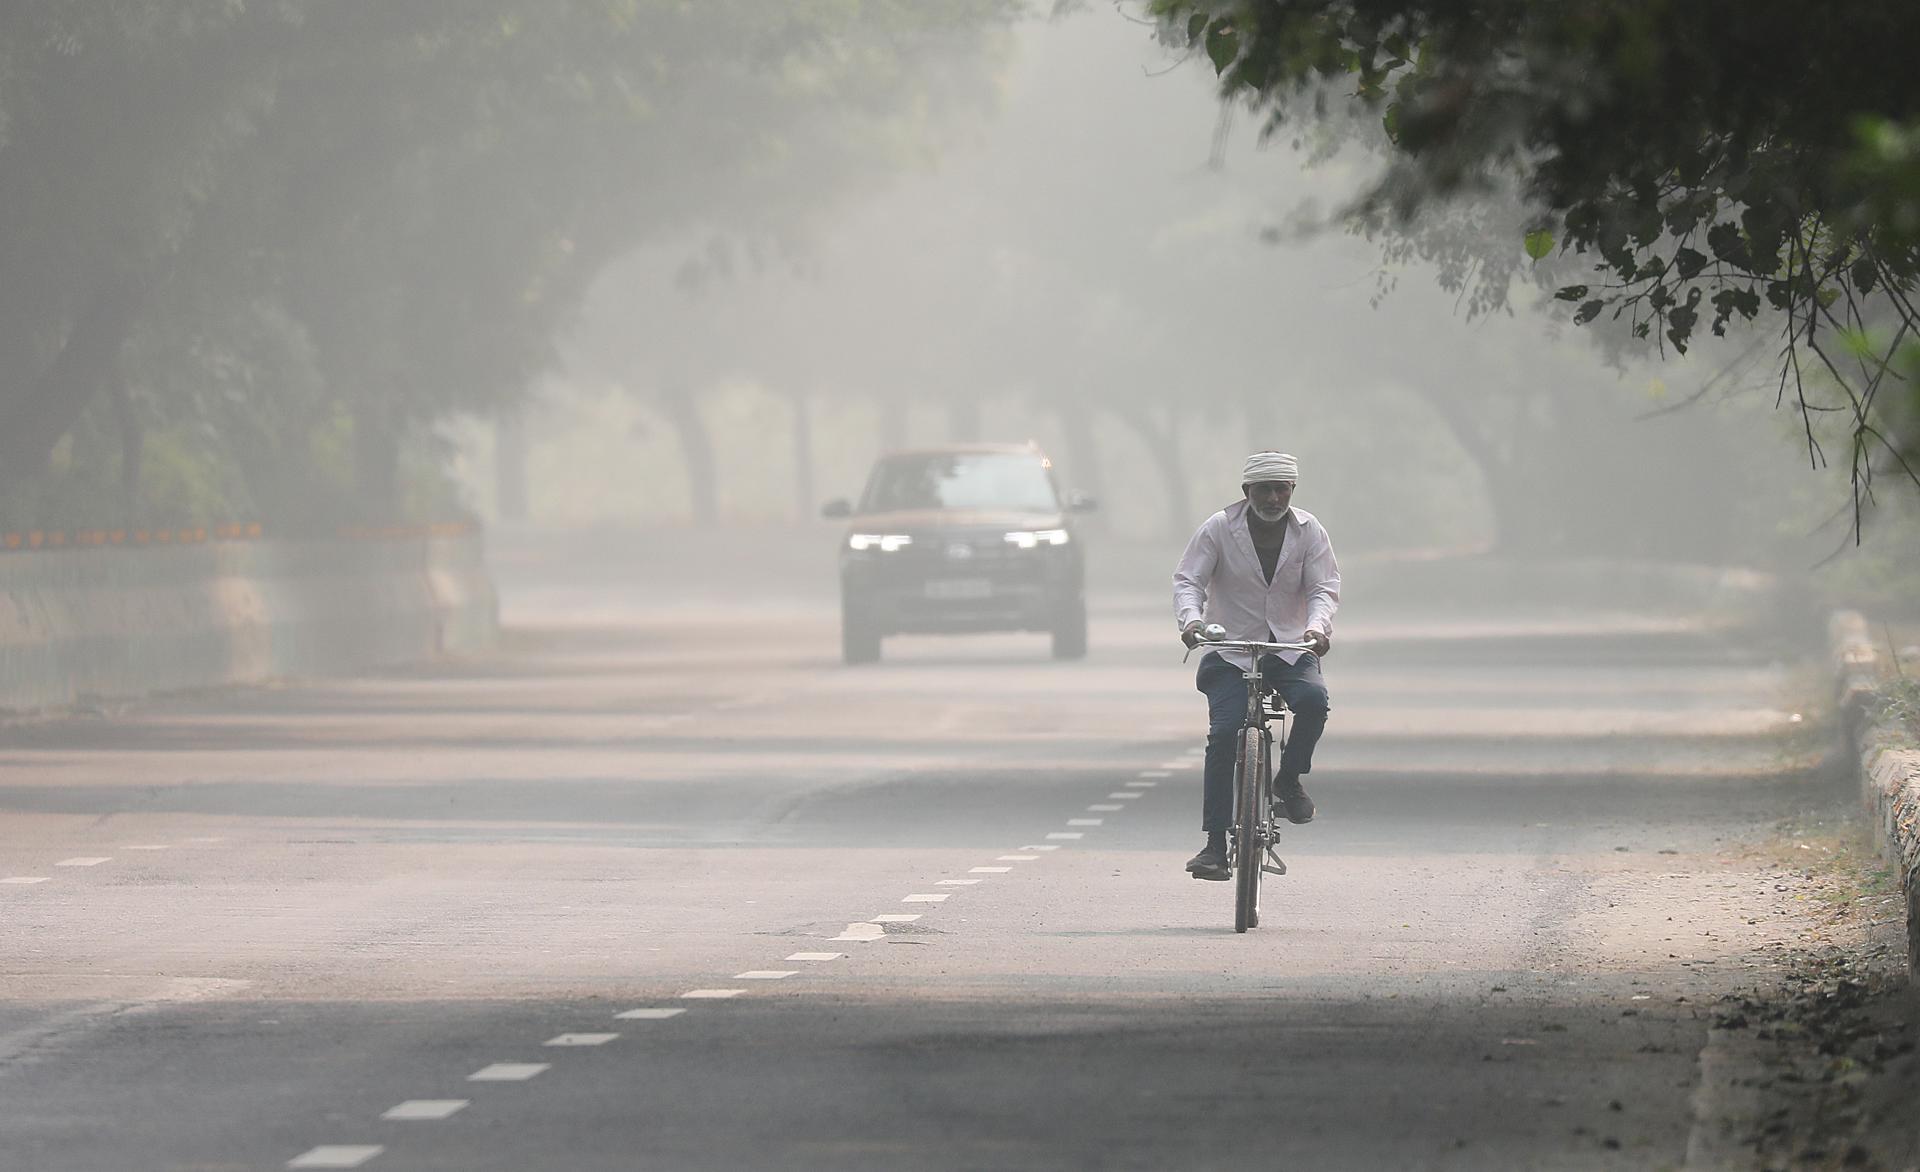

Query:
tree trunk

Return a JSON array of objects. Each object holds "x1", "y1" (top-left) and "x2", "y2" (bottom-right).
[
  {"x1": 495, "y1": 410, "x2": 528, "y2": 523},
  {"x1": 1111, "y1": 402, "x2": 1190, "y2": 541},
  {"x1": 1406, "y1": 385, "x2": 1548, "y2": 555},
  {"x1": 1056, "y1": 394, "x2": 1107, "y2": 531},
  {"x1": 660, "y1": 385, "x2": 718, "y2": 525},
  {"x1": 880, "y1": 398, "x2": 909, "y2": 450},
  {"x1": 1239, "y1": 382, "x2": 1285, "y2": 452},
  {"x1": 353, "y1": 400, "x2": 401, "y2": 520},
  {"x1": 791, "y1": 388, "x2": 816, "y2": 520},
  {"x1": 948, "y1": 397, "x2": 983, "y2": 443},
  {"x1": 0, "y1": 276, "x2": 146, "y2": 494},
  {"x1": 111, "y1": 379, "x2": 143, "y2": 522}
]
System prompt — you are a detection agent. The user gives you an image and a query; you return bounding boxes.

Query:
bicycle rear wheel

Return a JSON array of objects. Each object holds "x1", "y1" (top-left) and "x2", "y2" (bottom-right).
[{"x1": 1233, "y1": 726, "x2": 1266, "y2": 933}]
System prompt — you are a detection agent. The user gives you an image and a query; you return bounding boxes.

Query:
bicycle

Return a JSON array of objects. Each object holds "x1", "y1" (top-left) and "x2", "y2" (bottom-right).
[{"x1": 1185, "y1": 625, "x2": 1317, "y2": 933}]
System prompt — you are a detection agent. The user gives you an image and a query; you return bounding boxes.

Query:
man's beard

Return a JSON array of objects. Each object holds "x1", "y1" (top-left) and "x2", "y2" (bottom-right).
[{"x1": 1251, "y1": 504, "x2": 1287, "y2": 523}]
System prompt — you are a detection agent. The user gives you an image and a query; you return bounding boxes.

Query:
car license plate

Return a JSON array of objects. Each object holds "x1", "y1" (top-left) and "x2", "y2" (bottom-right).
[{"x1": 925, "y1": 578, "x2": 992, "y2": 600}]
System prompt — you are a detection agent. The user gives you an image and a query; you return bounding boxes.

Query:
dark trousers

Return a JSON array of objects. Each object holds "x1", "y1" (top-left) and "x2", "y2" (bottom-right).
[{"x1": 1196, "y1": 651, "x2": 1330, "y2": 832}]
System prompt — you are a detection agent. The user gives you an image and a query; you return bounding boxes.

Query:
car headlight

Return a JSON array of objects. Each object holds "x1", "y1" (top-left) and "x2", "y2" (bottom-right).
[
  {"x1": 1004, "y1": 529, "x2": 1070, "y2": 549},
  {"x1": 848, "y1": 534, "x2": 913, "y2": 553}
]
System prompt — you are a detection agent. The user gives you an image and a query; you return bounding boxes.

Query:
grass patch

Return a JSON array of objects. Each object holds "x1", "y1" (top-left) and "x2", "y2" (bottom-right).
[
  {"x1": 1762, "y1": 811, "x2": 1900, "y2": 913},
  {"x1": 1877, "y1": 676, "x2": 1920, "y2": 748}
]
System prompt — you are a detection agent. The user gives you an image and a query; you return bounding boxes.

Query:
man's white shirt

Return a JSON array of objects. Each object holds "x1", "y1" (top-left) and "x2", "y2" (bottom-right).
[{"x1": 1173, "y1": 499, "x2": 1341, "y2": 669}]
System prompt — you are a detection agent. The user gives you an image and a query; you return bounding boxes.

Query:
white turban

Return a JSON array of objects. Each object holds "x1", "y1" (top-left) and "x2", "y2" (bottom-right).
[{"x1": 1241, "y1": 451, "x2": 1298, "y2": 485}]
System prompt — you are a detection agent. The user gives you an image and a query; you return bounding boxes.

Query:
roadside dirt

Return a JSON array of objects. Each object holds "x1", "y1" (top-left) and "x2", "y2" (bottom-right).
[{"x1": 1711, "y1": 810, "x2": 1918, "y2": 1172}]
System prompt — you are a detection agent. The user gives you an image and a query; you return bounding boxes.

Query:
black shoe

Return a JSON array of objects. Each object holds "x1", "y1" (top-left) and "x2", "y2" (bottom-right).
[
  {"x1": 1276, "y1": 775, "x2": 1315, "y2": 824},
  {"x1": 1185, "y1": 845, "x2": 1230, "y2": 881}
]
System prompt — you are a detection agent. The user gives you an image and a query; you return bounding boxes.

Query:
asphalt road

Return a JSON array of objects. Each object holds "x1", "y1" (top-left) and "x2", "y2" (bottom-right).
[{"x1": 0, "y1": 535, "x2": 1851, "y2": 1170}]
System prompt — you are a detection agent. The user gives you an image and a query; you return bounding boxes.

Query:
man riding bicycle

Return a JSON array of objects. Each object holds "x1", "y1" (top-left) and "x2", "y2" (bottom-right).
[{"x1": 1173, "y1": 452, "x2": 1341, "y2": 881}]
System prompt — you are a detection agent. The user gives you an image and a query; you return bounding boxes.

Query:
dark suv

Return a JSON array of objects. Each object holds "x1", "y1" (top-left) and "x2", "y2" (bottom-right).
[{"x1": 821, "y1": 444, "x2": 1095, "y2": 664}]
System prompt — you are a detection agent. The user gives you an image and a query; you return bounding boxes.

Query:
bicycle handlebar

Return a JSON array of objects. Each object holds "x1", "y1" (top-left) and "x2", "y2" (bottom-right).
[{"x1": 1182, "y1": 637, "x2": 1316, "y2": 663}]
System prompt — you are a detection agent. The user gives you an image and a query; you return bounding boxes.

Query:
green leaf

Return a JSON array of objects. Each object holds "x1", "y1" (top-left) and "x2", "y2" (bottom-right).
[
  {"x1": 1666, "y1": 298, "x2": 1699, "y2": 353},
  {"x1": 1205, "y1": 23, "x2": 1239, "y2": 74},
  {"x1": 1741, "y1": 206, "x2": 1785, "y2": 273},
  {"x1": 1674, "y1": 247, "x2": 1707, "y2": 279},
  {"x1": 1383, "y1": 33, "x2": 1410, "y2": 63},
  {"x1": 1554, "y1": 284, "x2": 1589, "y2": 301},
  {"x1": 1853, "y1": 256, "x2": 1879, "y2": 293},
  {"x1": 1706, "y1": 222, "x2": 1751, "y2": 270},
  {"x1": 1710, "y1": 287, "x2": 1758, "y2": 336},
  {"x1": 1523, "y1": 229, "x2": 1555, "y2": 261},
  {"x1": 1574, "y1": 299, "x2": 1605, "y2": 324},
  {"x1": 1186, "y1": 13, "x2": 1207, "y2": 46},
  {"x1": 1382, "y1": 102, "x2": 1401, "y2": 144}
]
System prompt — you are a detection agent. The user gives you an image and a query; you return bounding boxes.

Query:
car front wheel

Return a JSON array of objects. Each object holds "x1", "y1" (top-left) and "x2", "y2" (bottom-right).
[
  {"x1": 841, "y1": 602, "x2": 881, "y2": 665},
  {"x1": 1049, "y1": 599, "x2": 1087, "y2": 660}
]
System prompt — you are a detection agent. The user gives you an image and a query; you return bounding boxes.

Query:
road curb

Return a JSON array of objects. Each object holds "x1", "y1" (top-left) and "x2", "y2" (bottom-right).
[
  {"x1": 0, "y1": 531, "x2": 498, "y2": 714},
  {"x1": 1827, "y1": 609, "x2": 1920, "y2": 974}
]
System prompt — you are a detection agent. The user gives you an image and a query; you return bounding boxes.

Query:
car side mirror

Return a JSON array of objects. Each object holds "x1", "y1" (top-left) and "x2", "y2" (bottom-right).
[
  {"x1": 820, "y1": 498, "x2": 852, "y2": 519},
  {"x1": 1066, "y1": 492, "x2": 1099, "y2": 514}
]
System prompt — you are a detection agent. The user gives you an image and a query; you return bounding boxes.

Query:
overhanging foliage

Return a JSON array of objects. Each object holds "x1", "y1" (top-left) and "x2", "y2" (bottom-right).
[{"x1": 1151, "y1": 0, "x2": 1920, "y2": 544}]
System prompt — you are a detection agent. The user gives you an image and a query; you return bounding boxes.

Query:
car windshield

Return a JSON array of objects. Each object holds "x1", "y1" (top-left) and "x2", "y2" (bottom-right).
[{"x1": 861, "y1": 453, "x2": 1059, "y2": 513}]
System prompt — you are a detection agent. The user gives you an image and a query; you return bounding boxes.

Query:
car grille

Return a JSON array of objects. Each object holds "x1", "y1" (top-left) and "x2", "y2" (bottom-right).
[{"x1": 862, "y1": 532, "x2": 1051, "y2": 588}]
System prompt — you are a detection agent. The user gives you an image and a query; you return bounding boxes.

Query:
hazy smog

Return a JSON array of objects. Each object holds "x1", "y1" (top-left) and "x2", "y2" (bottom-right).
[{"x1": 2, "y1": 4, "x2": 1916, "y2": 1169}]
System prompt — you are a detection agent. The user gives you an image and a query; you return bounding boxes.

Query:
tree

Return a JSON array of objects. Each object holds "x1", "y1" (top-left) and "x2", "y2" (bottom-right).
[
  {"x1": 0, "y1": 0, "x2": 1018, "y2": 525},
  {"x1": 1148, "y1": 0, "x2": 1920, "y2": 542}
]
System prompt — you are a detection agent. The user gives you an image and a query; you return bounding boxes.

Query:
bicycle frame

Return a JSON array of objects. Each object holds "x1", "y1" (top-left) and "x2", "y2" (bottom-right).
[{"x1": 1185, "y1": 635, "x2": 1314, "y2": 932}]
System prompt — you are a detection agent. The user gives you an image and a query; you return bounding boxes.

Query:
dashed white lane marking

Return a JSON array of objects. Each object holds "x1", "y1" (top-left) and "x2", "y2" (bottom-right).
[
  {"x1": 970, "y1": 867, "x2": 1011, "y2": 874},
  {"x1": 902, "y1": 893, "x2": 950, "y2": 903},
  {"x1": 734, "y1": 971, "x2": 797, "y2": 980},
  {"x1": 936, "y1": 879, "x2": 981, "y2": 886},
  {"x1": 56, "y1": 857, "x2": 110, "y2": 867},
  {"x1": 1022, "y1": 844, "x2": 1063, "y2": 851},
  {"x1": 468, "y1": 1063, "x2": 550, "y2": 1082},
  {"x1": 832, "y1": 923, "x2": 885, "y2": 941},
  {"x1": 785, "y1": 952, "x2": 844, "y2": 962},
  {"x1": 122, "y1": 844, "x2": 171, "y2": 851},
  {"x1": 1159, "y1": 762, "x2": 1195, "y2": 770},
  {"x1": 1066, "y1": 819, "x2": 1103, "y2": 826},
  {"x1": 682, "y1": 988, "x2": 747, "y2": 999},
  {"x1": 1106, "y1": 793, "x2": 1142, "y2": 800},
  {"x1": 871, "y1": 914, "x2": 920, "y2": 923},
  {"x1": 615, "y1": 1007, "x2": 688, "y2": 1020},
  {"x1": 1045, "y1": 832, "x2": 1084, "y2": 840},
  {"x1": 184, "y1": 836, "x2": 226, "y2": 844},
  {"x1": 546, "y1": 1033, "x2": 619, "y2": 1046},
  {"x1": 1087, "y1": 804, "x2": 1123, "y2": 812},
  {"x1": 1, "y1": 877, "x2": 50, "y2": 885},
  {"x1": 1138, "y1": 771, "x2": 1171, "y2": 778},
  {"x1": 382, "y1": 1100, "x2": 469, "y2": 1121},
  {"x1": 288, "y1": 1145, "x2": 385, "y2": 1168},
  {"x1": 997, "y1": 854, "x2": 1039, "y2": 861}
]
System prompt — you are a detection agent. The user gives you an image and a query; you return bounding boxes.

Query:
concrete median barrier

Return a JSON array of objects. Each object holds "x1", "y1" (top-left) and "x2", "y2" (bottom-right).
[
  {"x1": 1829, "y1": 609, "x2": 1920, "y2": 974},
  {"x1": 0, "y1": 530, "x2": 497, "y2": 714}
]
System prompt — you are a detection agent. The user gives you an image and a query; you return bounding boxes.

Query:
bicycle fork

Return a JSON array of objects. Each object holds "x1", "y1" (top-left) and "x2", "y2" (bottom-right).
[
  {"x1": 1233, "y1": 728, "x2": 1290, "y2": 878},
  {"x1": 1259, "y1": 724, "x2": 1288, "y2": 877}
]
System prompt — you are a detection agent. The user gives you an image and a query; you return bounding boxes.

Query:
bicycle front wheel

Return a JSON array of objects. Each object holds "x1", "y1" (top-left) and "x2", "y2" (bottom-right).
[{"x1": 1233, "y1": 725, "x2": 1266, "y2": 933}]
